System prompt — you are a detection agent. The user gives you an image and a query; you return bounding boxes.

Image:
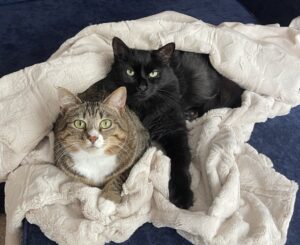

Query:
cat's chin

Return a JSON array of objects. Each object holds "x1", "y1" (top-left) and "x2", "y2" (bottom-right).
[
  {"x1": 134, "y1": 92, "x2": 153, "y2": 102},
  {"x1": 84, "y1": 145, "x2": 103, "y2": 153}
]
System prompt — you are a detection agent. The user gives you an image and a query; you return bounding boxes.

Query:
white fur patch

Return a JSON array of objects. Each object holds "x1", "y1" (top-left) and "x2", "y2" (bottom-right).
[
  {"x1": 97, "y1": 197, "x2": 117, "y2": 224},
  {"x1": 70, "y1": 149, "x2": 117, "y2": 185},
  {"x1": 98, "y1": 197, "x2": 117, "y2": 216}
]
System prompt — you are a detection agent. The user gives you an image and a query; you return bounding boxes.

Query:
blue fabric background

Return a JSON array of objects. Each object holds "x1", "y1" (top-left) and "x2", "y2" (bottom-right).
[
  {"x1": 239, "y1": 0, "x2": 300, "y2": 26},
  {"x1": 0, "y1": 0, "x2": 298, "y2": 244}
]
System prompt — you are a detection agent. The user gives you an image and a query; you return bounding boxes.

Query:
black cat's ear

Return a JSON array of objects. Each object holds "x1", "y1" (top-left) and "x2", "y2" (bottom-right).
[
  {"x1": 57, "y1": 87, "x2": 82, "y2": 114},
  {"x1": 154, "y1": 43, "x2": 175, "y2": 64},
  {"x1": 103, "y1": 86, "x2": 127, "y2": 113},
  {"x1": 112, "y1": 37, "x2": 129, "y2": 59}
]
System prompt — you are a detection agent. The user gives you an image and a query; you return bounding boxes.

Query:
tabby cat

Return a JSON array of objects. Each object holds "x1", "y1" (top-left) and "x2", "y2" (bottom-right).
[
  {"x1": 54, "y1": 86, "x2": 149, "y2": 210},
  {"x1": 80, "y1": 37, "x2": 244, "y2": 209}
]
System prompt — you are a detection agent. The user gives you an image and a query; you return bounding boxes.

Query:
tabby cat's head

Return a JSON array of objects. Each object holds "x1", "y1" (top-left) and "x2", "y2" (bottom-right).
[
  {"x1": 55, "y1": 87, "x2": 128, "y2": 156},
  {"x1": 110, "y1": 37, "x2": 178, "y2": 103}
]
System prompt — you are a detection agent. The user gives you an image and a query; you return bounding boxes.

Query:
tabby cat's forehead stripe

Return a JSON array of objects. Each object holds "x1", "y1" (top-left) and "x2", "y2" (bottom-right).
[
  {"x1": 83, "y1": 109, "x2": 86, "y2": 118},
  {"x1": 77, "y1": 102, "x2": 101, "y2": 118},
  {"x1": 87, "y1": 103, "x2": 92, "y2": 117},
  {"x1": 67, "y1": 103, "x2": 120, "y2": 122},
  {"x1": 94, "y1": 106, "x2": 99, "y2": 116}
]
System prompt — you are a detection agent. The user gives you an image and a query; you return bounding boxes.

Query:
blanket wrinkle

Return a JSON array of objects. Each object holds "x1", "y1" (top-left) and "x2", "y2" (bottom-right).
[{"x1": 1, "y1": 11, "x2": 299, "y2": 245}]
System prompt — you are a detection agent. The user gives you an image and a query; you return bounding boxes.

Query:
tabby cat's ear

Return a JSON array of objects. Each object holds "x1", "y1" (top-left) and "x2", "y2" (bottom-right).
[
  {"x1": 103, "y1": 86, "x2": 127, "y2": 113},
  {"x1": 112, "y1": 37, "x2": 129, "y2": 60},
  {"x1": 154, "y1": 43, "x2": 175, "y2": 64},
  {"x1": 57, "y1": 87, "x2": 82, "y2": 113}
]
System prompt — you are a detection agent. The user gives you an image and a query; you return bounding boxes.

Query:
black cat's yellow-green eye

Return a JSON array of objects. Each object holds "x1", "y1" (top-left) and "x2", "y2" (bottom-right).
[
  {"x1": 74, "y1": 120, "x2": 86, "y2": 129},
  {"x1": 149, "y1": 70, "x2": 159, "y2": 78},
  {"x1": 100, "y1": 119, "x2": 112, "y2": 129},
  {"x1": 126, "y1": 68, "x2": 135, "y2": 76}
]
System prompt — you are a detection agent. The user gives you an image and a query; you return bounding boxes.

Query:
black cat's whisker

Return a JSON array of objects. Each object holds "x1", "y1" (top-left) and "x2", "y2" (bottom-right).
[{"x1": 157, "y1": 89, "x2": 180, "y2": 104}]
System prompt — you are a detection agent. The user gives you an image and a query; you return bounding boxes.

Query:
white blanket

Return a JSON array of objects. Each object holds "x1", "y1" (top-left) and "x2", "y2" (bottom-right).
[{"x1": 1, "y1": 11, "x2": 300, "y2": 245}]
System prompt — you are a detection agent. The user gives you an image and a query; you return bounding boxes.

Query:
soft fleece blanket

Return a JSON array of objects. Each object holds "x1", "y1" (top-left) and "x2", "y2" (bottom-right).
[{"x1": 1, "y1": 12, "x2": 300, "y2": 245}]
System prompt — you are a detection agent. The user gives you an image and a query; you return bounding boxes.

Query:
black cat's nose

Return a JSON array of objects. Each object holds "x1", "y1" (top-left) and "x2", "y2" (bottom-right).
[{"x1": 138, "y1": 84, "x2": 148, "y2": 92}]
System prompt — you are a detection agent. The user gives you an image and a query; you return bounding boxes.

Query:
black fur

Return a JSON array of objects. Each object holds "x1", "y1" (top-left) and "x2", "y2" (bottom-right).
[{"x1": 82, "y1": 37, "x2": 244, "y2": 209}]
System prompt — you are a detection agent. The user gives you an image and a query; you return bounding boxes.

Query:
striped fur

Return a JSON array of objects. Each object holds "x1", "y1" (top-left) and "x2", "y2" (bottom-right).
[{"x1": 54, "y1": 87, "x2": 149, "y2": 203}]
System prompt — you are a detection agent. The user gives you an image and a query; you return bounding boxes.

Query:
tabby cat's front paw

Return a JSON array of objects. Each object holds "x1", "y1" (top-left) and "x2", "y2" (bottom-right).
[
  {"x1": 168, "y1": 179, "x2": 194, "y2": 209},
  {"x1": 98, "y1": 197, "x2": 117, "y2": 224}
]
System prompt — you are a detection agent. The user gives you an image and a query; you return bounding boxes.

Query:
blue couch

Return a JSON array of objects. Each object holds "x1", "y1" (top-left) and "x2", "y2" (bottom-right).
[{"x1": 0, "y1": 1, "x2": 299, "y2": 244}]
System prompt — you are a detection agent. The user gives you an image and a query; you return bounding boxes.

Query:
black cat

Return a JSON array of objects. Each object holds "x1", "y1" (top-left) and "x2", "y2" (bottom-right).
[{"x1": 80, "y1": 37, "x2": 244, "y2": 209}]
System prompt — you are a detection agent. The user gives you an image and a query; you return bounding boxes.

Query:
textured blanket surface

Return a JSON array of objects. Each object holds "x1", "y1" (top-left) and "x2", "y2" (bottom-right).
[{"x1": 1, "y1": 12, "x2": 300, "y2": 245}]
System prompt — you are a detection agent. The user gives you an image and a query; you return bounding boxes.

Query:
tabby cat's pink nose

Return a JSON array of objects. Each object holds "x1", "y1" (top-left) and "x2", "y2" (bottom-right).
[{"x1": 88, "y1": 135, "x2": 98, "y2": 143}]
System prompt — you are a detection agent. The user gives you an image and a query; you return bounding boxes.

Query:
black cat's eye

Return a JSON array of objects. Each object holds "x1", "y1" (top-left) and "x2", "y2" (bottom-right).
[
  {"x1": 126, "y1": 68, "x2": 135, "y2": 76},
  {"x1": 149, "y1": 70, "x2": 159, "y2": 78},
  {"x1": 99, "y1": 119, "x2": 112, "y2": 129},
  {"x1": 74, "y1": 120, "x2": 86, "y2": 129}
]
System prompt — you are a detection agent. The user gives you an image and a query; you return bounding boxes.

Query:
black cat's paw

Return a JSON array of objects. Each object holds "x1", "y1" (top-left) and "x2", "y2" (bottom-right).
[
  {"x1": 184, "y1": 109, "x2": 199, "y2": 121},
  {"x1": 168, "y1": 179, "x2": 194, "y2": 209}
]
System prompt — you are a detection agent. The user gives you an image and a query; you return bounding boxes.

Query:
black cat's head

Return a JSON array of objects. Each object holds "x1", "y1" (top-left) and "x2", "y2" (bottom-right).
[{"x1": 110, "y1": 37, "x2": 178, "y2": 103}]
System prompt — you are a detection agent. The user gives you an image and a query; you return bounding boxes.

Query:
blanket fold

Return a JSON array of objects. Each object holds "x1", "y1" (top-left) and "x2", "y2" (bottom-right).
[{"x1": 1, "y1": 11, "x2": 299, "y2": 245}]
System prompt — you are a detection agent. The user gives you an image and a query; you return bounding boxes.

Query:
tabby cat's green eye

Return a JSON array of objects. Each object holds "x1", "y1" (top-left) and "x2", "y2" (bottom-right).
[
  {"x1": 100, "y1": 119, "x2": 112, "y2": 129},
  {"x1": 149, "y1": 70, "x2": 159, "y2": 78},
  {"x1": 74, "y1": 120, "x2": 86, "y2": 129},
  {"x1": 126, "y1": 68, "x2": 135, "y2": 76}
]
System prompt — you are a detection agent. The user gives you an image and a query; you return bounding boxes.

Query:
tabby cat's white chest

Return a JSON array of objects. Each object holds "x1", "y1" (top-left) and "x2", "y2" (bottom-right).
[{"x1": 70, "y1": 150, "x2": 117, "y2": 186}]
